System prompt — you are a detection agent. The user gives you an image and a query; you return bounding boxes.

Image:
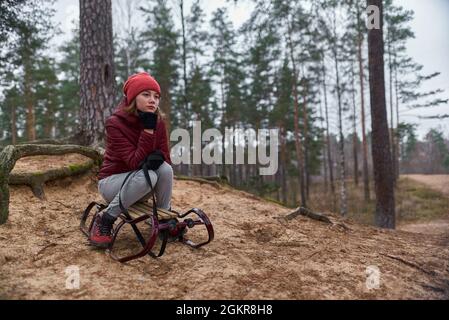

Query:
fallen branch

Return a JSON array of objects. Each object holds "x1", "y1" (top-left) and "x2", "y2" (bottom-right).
[
  {"x1": 0, "y1": 144, "x2": 102, "y2": 224},
  {"x1": 382, "y1": 253, "x2": 437, "y2": 276},
  {"x1": 283, "y1": 207, "x2": 333, "y2": 224}
]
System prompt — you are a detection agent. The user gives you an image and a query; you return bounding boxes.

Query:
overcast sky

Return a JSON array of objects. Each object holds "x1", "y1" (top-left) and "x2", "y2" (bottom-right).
[
  {"x1": 51, "y1": 0, "x2": 448, "y2": 139},
  {"x1": 394, "y1": 0, "x2": 449, "y2": 138}
]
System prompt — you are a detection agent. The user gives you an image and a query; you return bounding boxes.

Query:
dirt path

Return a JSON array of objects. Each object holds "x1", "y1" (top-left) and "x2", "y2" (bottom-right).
[
  {"x1": 1, "y1": 156, "x2": 449, "y2": 299},
  {"x1": 399, "y1": 175, "x2": 449, "y2": 236}
]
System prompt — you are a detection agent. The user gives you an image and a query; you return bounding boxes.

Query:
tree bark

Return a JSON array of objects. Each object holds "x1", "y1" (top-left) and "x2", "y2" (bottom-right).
[
  {"x1": 331, "y1": 10, "x2": 347, "y2": 216},
  {"x1": 287, "y1": 19, "x2": 306, "y2": 207},
  {"x1": 179, "y1": 0, "x2": 189, "y2": 125},
  {"x1": 79, "y1": 0, "x2": 116, "y2": 146},
  {"x1": 280, "y1": 124, "x2": 288, "y2": 204},
  {"x1": 357, "y1": 11, "x2": 371, "y2": 201},
  {"x1": 367, "y1": 0, "x2": 395, "y2": 229},
  {"x1": 394, "y1": 57, "x2": 400, "y2": 179},
  {"x1": 302, "y1": 79, "x2": 310, "y2": 200},
  {"x1": 10, "y1": 103, "x2": 17, "y2": 145},
  {"x1": 322, "y1": 60, "x2": 336, "y2": 210},
  {"x1": 24, "y1": 55, "x2": 35, "y2": 142},
  {"x1": 43, "y1": 91, "x2": 55, "y2": 139},
  {"x1": 351, "y1": 62, "x2": 359, "y2": 186},
  {"x1": 318, "y1": 98, "x2": 328, "y2": 192}
]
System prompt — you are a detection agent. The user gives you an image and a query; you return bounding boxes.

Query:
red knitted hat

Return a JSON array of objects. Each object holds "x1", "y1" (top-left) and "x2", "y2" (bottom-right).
[{"x1": 123, "y1": 72, "x2": 161, "y2": 105}]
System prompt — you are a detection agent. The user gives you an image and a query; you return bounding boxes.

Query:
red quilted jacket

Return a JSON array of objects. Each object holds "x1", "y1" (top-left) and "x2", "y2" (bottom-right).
[{"x1": 98, "y1": 107, "x2": 172, "y2": 181}]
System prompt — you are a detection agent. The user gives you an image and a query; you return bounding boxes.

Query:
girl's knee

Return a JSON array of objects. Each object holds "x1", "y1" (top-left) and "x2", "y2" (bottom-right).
[
  {"x1": 157, "y1": 161, "x2": 173, "y2": 177},
  {"x1": 135, "y1": 170, "x2": 158, "y2": 189}
]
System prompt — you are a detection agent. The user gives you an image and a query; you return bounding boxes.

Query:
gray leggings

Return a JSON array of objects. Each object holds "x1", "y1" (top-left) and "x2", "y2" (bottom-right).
[{"x1": 98, "y1": 161, "x2": 173, "y2": 218}]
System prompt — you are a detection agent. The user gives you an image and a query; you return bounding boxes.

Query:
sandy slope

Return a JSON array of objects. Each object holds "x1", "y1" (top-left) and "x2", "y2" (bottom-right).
[{"x1": 0, "y1": 155, "x2": 448, "y2": 299}]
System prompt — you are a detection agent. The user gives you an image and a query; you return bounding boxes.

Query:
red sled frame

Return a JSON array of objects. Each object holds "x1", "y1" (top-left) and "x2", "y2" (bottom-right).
[{"x1": 80, "y1": 202, "x2": 214, "y2": 263}]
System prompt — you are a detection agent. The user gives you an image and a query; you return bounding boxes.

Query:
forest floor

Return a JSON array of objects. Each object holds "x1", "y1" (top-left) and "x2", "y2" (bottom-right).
[{"x1": 1, "y1": 154, "x2": 449, "y2": 300}]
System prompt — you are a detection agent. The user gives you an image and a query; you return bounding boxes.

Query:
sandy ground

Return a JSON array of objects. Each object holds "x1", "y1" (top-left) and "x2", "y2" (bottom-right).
[
  {"x1": 1, "y1": 156, "x2": 449, "y2": 299},
  {"x1": 399, "y1": 175, "x2": 449, "y2": 235}
]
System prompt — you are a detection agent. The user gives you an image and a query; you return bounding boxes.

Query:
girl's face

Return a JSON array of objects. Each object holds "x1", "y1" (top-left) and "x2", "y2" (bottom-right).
[{"x1": 135, "y1": 90, "x2": 160, "y2": 113}]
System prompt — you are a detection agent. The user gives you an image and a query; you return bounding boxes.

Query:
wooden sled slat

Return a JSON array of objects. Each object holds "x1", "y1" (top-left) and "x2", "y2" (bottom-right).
[{"x1": 129, "y1": 202, "x2": 178, "y2": 220}]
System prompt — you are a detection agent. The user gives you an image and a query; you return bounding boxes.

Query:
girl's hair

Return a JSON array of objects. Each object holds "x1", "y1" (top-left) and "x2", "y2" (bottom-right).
[{"x1": 123, "y1": 96, "x2": 166, "y2": 120}]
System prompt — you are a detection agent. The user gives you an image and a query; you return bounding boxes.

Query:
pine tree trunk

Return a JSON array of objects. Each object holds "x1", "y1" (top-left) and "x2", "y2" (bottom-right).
[
  {"x1": 335, "y1": 63, "x2": 347, "y2": 217},
  {"x1": 394, "y1": 59, "x2": 400, "y2": 179},
  {"x1": 302, "y1": 80, "x2": 310, "y2": 200},
  {"x1": 367, "y1": 0, "x2": 395, "y2": 229},
  {"x1": 322, "y1": 61, "x2": 336, "y2": 210},
  {"x1": 238, "y1": 164, "x2": 242, "y2": 188},
  {"x1": 332, "y1": 11, "x2": 347, "y2": 216},
  {"x1": 323, "y1": 148, "x2": 328, "y2": 191},
  {"x1": 24, "y1": 58, "x2": 35, "y2": 142},
  {"x1": 59, "y1": 110, "x2": 68, "y2": 138},
  {"x1": 291, "y1": 174, "x2": 297, "y2": 206},
  {"x1": 180, "y1": 0, "x2": 189, "y2": 127},
  {"x1": 280, "y1": 125, "x2": 288, "y2": 204},
  {"x1": 43, "y1": 108, "x2": 54, "y2": 138},
  {"x1": 293, "y1": 89, "x2": 306, "y2": 207},
  {"x1": 319, "y1": 99, "x2": 328, "y2": 192},
  {"x1": 287, "y1": 24, "x2": 306, "y2": 207},
  {"x1": 352, "y1": 128, "x2": 359, "y2": 186},
  {"x1": 275, "y1": 166, "x2": 281, "y2": 201},
  {"x1": 79, "y1": 0, "x2": 116, "y2": 146},
  {"x1": 43, "y1": 91, "x2": 54, "y2": 138},
  {"x1": 10, "y1": 103, "x2": 17, "y2": 145},
  {"x1": 351, "y1": 63, "x2": 359, "y2": 186},
  {"x1": 357, "y1": 5, "x2": 370, "y2": 201}
]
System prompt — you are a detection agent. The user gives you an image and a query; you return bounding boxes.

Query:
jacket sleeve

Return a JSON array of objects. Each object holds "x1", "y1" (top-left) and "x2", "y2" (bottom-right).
[
  {"x1": 157, "y1": 120, "x2": 172, "y2": 165},
  {"x1": 106, "y1": 123, "x2": 156, "y2": 170}
]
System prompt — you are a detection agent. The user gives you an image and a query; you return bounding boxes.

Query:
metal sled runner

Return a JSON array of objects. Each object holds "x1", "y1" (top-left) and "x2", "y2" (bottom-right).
[{"x1": 80, "y1": 201, "x2": 214, "y2": 263}]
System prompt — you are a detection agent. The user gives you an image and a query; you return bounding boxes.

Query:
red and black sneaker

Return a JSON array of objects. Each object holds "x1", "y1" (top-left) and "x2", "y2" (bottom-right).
[{"x1": 89, "y1": 213, "x2": 115, "y2": 248}]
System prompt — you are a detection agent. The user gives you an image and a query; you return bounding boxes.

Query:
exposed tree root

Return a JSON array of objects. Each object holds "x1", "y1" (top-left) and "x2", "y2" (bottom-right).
[
  {"x1": 9, "y1": 159, "x2": 95, "y2": 199},
  {"x1": 0, "y1": 144, "x2": 102, "y2": 224},
  {"x1": 174, "y1": 175, "x2": 224, "y2": 189},
  {"x1": 280, "y1": 206, "x2": 351, "y2": 232}
]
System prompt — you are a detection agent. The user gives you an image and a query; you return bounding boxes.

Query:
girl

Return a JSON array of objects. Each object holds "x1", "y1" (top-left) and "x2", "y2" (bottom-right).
[{"x1": 89, "y1": 72, "x2": 173, "y2": 248}]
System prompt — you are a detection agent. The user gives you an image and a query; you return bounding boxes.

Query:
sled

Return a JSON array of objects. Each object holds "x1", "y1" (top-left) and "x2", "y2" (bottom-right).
[{"x1": 80, "y1": 200, "x2": 214, "y2": 263}]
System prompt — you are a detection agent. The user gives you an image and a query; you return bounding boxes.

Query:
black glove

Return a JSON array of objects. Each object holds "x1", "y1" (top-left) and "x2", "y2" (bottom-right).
[
  {"x1": 140, "y1": 149, "x2": 165, "y2": 170},
  {"x1": 137, "y1": 110, "x2": 158, "y2": 129}
]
